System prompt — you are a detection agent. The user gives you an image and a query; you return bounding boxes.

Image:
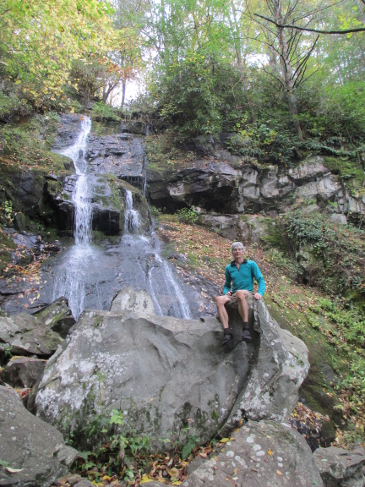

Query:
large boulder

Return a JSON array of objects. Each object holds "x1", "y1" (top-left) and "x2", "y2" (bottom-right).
[
  {"x1": 0, "y1": 298, "x2": 74, "y2": 359},
  {"x1": 0, "y1": 385, "x2": 77, "y2": 487},
  {"x1": 1, "y1": 356, "x2": 46, "y2": 388},
  {"x1": 181, "y1": 420, "x2": 324, "y2": 487},
  {"x1": 313, "y1": 446, "x2": 365, "y2": 487},
  {"x1": 35, "y1": 291, "x2": 308, "y2": 450}
]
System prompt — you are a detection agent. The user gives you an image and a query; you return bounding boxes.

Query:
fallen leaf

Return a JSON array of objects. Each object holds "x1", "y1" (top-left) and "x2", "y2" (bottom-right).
[
  {"x1": 220, "y1": 438, "x2": 230, "y2": 443},
  {"x1": 140, "y1": 474, "x2": 154, "y2": 484},
  {"x1": 268, "y1": 449, "x2": 273, "y2": 456},
  {"x1": 276, "y1": 470, "x2": 283, "y2": 476},
  {"x1": 6, "y1": 467, "x2": 24, "y2": 473}
]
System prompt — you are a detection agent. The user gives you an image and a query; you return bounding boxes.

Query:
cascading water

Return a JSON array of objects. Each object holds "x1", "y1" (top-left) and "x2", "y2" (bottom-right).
[
  {"x1": 147, "y1": 250, "x2": 191, "y2": 319},
  {"x1": 51, "y1": 116, "x2": 192, "y2": 321},
  {"x1": 60, "y1": 116, "x2": 92, "y2": 244},
  {"x1": 52, "y1": 116, "x2": 96, "y2": 320},
  {"x1": 123, "y1": 192, "x2": 192, "y2": 319},
  {"x1": 124, "y1": 190, "x2": 140, "y2": 233}
]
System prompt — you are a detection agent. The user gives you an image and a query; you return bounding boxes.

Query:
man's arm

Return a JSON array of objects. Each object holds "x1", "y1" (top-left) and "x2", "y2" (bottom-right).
[
  {"x1": 252, "y1": 262, "x2": 265, "y2": 297},
  {"x1": 223, "y1": 266, "x2": 232, "y2": 295}
]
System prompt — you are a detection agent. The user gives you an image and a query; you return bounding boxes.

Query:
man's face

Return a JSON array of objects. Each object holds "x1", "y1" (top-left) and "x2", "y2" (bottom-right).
[{"x1": 232, "y1": 247, "x2": 244, "y2": 257}]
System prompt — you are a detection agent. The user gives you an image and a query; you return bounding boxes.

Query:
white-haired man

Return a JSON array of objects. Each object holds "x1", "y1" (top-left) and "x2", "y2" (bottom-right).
[{"x1": 215, "y1": 242, "x2": 265, "y2": 345}]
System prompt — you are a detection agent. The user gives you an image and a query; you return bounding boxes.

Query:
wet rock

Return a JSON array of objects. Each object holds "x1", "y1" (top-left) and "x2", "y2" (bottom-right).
[
  {"x1": 49, "y1": 116, "x2": 150, "y2": 236},
  {"x1": 35, "y1": 293, "x2": 308, "y2": 451},
  {"x1": 1, "y1": 356, "x2": 46, "y2": 388},
  {"x1": 0, "y1": 384, "x2": 78, "y2": 487},
  {"x1": 0, "y1": 298, "x2": 74, "y2": 358},
  {"x1": 53, "y1": 114, "x2": 83, "y2": 150},
  {"x1": 34, "y1": 297, "x2": 75, "y2": 339},
  {"x1": 181, "y1": 420, "x2": 324, "y2": 487},
  {"x1": 313, "y1": 446, "x2": 365, "y2": 487},
  {"x1": 110, "y1": 287, "x2": 155, "y2": 315}
]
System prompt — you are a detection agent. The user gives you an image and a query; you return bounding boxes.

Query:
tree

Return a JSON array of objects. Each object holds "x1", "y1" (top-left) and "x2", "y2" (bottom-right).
[
  {"x1": 250, "y1": 0, "x2": 325, "y2": 139},
  {"x1": 0, "y1": 0, "x2": 115, "y2": 107}
]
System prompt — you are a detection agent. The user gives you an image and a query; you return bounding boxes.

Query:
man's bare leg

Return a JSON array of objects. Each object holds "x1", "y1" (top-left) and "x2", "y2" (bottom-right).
[
  {"x1": 215, "y1": 294, "x2": 234, "y2": 345},
  {"x1": 214, "y1": 295, "x2": 232, "y2": 329},
  {"x1": 236, "y1": 290, "x2": 250, "y2": 323},
  {"x1": 236, "y1": 290, "x2": 252, "y2": 343}
]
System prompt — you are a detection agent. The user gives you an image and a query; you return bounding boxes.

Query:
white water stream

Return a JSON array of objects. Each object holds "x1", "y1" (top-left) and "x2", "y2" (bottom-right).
[{"x1": 51, "y1": 117, "x2": 192, "y2": 321}]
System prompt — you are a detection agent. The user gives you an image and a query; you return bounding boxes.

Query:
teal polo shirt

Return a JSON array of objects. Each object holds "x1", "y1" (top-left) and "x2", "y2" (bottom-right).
[{"x1": 223, "y1": 259, "x2": 265, "y2": 296}]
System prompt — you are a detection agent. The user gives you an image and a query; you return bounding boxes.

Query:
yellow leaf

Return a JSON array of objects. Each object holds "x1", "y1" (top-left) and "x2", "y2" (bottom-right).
[
  {"x1": 140, "y1": 474, "x2": 154, "y2": 484},
  {"x1": 276, "y1": 470, "x2": 282, "y2": 476},
  {"x1": 220, "y1": 438, "x2": 230, "y2": 443},
  {"x1": 172, "y1": 483, "x2": 182, "y2": 486},
  {"x1": 268, "y1": 449, "x2": 273, "y2": 456}
]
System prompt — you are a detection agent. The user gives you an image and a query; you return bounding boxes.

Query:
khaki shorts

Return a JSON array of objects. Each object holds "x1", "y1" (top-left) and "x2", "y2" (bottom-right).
[{"x1": 227, "y1": 291, "x2": 254, "y2": 303}]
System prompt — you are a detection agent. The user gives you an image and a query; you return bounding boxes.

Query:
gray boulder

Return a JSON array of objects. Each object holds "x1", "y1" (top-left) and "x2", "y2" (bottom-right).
[
  {"x1": 1, "y1": 356, "x2": 46, "y2": 388},
  {"x1": 0, "y1": 298, "x2": 74, "y2": 358},
  {"x1": 0, "y1": 385, "x2": 77, "y2": 487},
  {"x1": 181, "y1": 420, "x2": 324, "y2": 487},
  {"x1": 35, "y1": 291, "x2": 308, "y2": 450},
  {"x1": 313, "y1": 446, "x2": 365, "y2": 487}
]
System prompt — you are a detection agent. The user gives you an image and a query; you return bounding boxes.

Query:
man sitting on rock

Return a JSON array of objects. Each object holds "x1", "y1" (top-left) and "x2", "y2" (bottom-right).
[{"x1": 215, "y1": 242, "x2": 265, "y2": 345}]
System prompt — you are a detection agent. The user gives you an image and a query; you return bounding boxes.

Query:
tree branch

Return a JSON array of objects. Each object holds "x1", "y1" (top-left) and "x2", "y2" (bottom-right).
[{"x1": 254, "y1": 13, "x2": 365, "y2": 34}]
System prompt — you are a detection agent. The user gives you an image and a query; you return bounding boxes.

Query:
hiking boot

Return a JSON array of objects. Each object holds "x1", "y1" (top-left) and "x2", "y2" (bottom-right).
[
  {"x1": 222, "y1": 328, "x2": 233, "y2": 345},
  {"x1": 242, "y1": 329, "x2": 252, "y2": 343}
]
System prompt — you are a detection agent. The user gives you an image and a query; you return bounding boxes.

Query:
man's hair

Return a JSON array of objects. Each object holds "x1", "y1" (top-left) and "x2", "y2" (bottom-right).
[{"x1": 231, "y1": 242, "x2": 245, "y2": 252}]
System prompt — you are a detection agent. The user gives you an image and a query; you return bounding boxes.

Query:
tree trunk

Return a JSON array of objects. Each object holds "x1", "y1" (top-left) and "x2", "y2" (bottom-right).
[
  {"x1": 121, "y1": 79, "x2": 126, "y2": 106},
  {"x1": 276, "y1": 11, "x2": 303, "y2": 140}
]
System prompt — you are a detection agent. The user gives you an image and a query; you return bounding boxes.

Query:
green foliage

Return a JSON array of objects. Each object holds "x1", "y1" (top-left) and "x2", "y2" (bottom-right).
[
  {"x1": 151, "y1": 56, "x2": 247, "y2": 137},
  {"x1": 175, "y1": 207, "x2": 198, "y2": 225},
  {"x1": 0, "y1": 91, "x2": 32, "y2": 121},
  {"x1": 273, "y1": 210, "x2": 365, "y2": 299},
  {"x1": 92, "y1": 102, "x2": 120, "y2": 122},
  {"x1": 181, "y1": 435, "x2": 199, "y2": 459},
  {"x1": 0, "y1": 112, "x2": 71, "y2": 175}
]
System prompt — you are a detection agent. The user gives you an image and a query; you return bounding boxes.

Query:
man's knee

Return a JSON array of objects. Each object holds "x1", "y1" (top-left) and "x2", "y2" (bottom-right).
[
  {"x1": 215, "y1": 295, "x2": 229, "y2": 306},
  {"x1": 236, "y1": 290, "x2": 247, "y2": 300}
]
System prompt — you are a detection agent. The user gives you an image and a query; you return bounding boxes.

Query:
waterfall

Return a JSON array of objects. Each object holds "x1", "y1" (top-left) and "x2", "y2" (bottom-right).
[
  {"x1": 51, "y1": 115, "x2": 192, "y2": 322},
  {"x1": 59, "y1": 116, "x2": 92, "y2": 244},
  {"x1": 124, "y1": 190, "x2": 140, "y2": 233},
  {"x1": 53, "y1": 116, "x2": 93, "y2": 320},
  {"x1": 146, "y1": 236, "x2": 192, "y2": 320}
]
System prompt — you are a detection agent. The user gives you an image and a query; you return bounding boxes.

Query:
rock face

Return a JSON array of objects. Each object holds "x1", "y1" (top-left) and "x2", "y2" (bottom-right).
[
  {"x1": 181, "y1": 420, "x2": 324, "y2": 487},
  {"x1": 51, "y1": 115, "x2": 150, "y2": 236},
  {"x1": 146, "y1": 154, "x2": 365, "y2": 220},
  {"x1": 0, "y1": 385, "x2": 77, "y2": 487},
  {"x1": 35, "y1": 291, "x2": 308, "y2": 450},
  {"x1": 0, "y1": 297, "x2": 74, "y2": 359},
  {"x1": 313, "y1": 446, "x2": 365, "y2": 487}
]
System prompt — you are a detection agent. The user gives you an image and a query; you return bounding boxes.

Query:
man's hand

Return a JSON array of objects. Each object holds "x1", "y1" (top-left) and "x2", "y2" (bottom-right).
[
  {"x1": 254, "y1": 293, "x2": 262, "y2": 300},
  {"x1": 226, "y1": 291, "x2": 232, "y2": 296}
]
